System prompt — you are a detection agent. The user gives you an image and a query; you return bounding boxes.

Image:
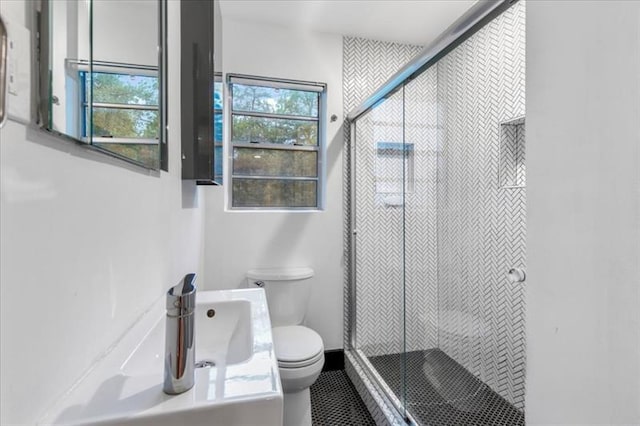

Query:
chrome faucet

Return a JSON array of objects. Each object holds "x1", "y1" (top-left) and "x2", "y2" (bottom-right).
[{"x1": 163, "y1": 273, "x2": 197, "y2": 395}]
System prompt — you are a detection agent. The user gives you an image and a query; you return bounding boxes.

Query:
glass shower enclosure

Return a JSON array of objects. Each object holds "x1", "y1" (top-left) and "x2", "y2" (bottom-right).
[{"x1": 346, "y1": 1, "x2": 527, "y2": 425}]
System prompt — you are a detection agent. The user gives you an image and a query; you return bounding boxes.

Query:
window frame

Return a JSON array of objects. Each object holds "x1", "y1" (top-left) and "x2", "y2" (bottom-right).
[
  {"x1": 78, "y1": 63, "x2": 159, "y2": 145},
  {"x1": 225, "y1": 74, "x2": 327, "y2": 211}
]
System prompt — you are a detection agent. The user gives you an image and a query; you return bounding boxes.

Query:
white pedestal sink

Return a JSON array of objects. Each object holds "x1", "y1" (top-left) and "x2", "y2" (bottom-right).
[{"x1": 39, "y1": 289, "x2": 283, "y2": 426}]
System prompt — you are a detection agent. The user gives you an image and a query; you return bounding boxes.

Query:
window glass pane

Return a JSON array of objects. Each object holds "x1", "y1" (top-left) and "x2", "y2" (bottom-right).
[
  {"x1": 232, "y1": 115, "x2": 317, "y2": 145},
  {"x1": 214, "y1": 81, "x2": 223, "y2": 110},
  {"x1": 91, "y1": 72, "x2": 159, "y2": 105},
  {"x1": 232, "y1": 84, "x2": 318, "y2": 117},
  {"x1": 214, "y1": 145, "x2": 223, "y2": 180},
  {"x1": 232, "y1": 179, "x2": 317, "y2": 208},
  {"x1": 93, "y1": 143, "x2": 159, "y2": 169},
  {"x1": 92, "y1": 107, "x2": 159, "y2": 138},
  {"x1": 233, "y1": 148, "x2": 317, "y2": 177},
  {"x1": 214, "y1": 112, "x2": 223, "y2": 143},
  {"x1": 213, "y1": 81, "x2": 223, "y2": 183}
]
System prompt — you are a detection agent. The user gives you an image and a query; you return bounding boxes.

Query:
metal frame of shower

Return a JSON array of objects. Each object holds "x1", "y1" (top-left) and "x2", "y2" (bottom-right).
[{"x1": 345, "y1": 0, "x2": 520, "y2": 424}]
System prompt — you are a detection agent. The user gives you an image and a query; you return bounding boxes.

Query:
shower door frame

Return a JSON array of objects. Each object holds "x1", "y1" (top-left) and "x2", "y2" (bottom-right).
[
  {"x1": 344, "y1": 2, "x2": 522, "y2": 424},
  {"x1": 347, "y1": 118, "x2": 415, "y2": 425}
]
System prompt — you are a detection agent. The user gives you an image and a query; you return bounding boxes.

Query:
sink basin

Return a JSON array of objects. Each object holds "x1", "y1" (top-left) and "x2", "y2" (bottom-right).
[
  {"x1": 38, "y1": 289, "x2": 283, "y2": 426},
  {"x1": 122, "y1": 297, "x2": 253, "y2": 377},
  {"x1": 195, "y1": 297, "x2": 253, "y2": 365}
]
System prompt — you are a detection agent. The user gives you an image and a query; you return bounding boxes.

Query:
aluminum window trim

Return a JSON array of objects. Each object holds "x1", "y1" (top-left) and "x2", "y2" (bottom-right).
[
  {"x1": 231, "y1": 110, "x2": 319, "y2": 122},
  {"x1": 231, "y1": 176, "x2": 319, "y2": 209},
  {"x1": 80, "y1": 69, "x2": 160, "y2": 141},
  {"x1": 228, "y1": 74, "x2": 325, "y2": 93},
  {"x1": 86, "y1": 102, "x2": 159, "y2": 111},
  {"x1": 230, "y1": 119, "x2": 320, "y2": 146},
  {"x1": 229, "y1": 96, "x2": 320, "y2": 146},
  {"x1": 229, "y1": 206, "x2": 321, "y2": 212},
  {"x1": 231, "y1": 142, "x2": 319, "y2": 152},
  {"x1": 66, "y1": 59, "x2": 158, "y2": 75},
  {"x1": 226, "y1": 73, "x2": 327, "y2": 211},
  {"x1": 92, "y1": 137, "x2": 159, "y2": 145},
  {"x1": 231, "y1": 145, "x2": 319, "y2": 180},
  {"x1": 232, "y1": 175, "x2": 319, "y2": 181}
]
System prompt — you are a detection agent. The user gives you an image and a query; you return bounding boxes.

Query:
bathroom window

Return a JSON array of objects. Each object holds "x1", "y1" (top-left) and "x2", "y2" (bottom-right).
[
  {"x1": 228, "y1": 74, "x2": 326, "y2": 209},
  {"x1": 80, "y1": 69, "x2": 159, "y2": 165},
  {"x1": 214, "y1": 76, "x2": 223, "y2": 182}
]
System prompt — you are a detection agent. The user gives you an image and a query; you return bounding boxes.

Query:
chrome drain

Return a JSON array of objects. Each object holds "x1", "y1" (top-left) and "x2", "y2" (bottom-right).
[{"x1": 195, "y1": 359, "x2": 216, "y2": 368}]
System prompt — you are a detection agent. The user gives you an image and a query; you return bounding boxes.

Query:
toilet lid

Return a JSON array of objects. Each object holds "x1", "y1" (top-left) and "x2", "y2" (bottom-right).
[
  {"x1": 272, "y1": 326, "x2": 324, "y2": 363},
  {"x1": 278, "y1": 350, "x2": 324, "y2": 369}
]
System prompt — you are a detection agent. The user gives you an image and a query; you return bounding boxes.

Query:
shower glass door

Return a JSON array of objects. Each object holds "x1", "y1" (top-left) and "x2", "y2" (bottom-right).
[
  {"x1": 401, "y1": 68, "x2": 443, "y2": 421},
  {"x1": 349, "y1": 3, "x2": 527, "y2": 425},
  {"x1": 352, "y1": 87, "x2": 408, "y2": 417}
]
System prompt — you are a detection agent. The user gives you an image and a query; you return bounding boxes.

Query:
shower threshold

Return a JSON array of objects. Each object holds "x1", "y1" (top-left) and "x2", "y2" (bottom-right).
[{"x1": 368, "y1": 349, "x2": 524, "y2": 426}]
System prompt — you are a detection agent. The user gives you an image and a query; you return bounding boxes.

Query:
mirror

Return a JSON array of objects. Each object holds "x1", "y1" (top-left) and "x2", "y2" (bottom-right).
[{"x1": 38, "y1": 0, "x2": 167, "y2": 170}]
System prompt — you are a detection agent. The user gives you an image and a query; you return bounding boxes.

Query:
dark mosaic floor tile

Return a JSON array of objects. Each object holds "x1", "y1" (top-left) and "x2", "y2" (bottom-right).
[
  {"x1": 369, "y1": 349, "x2": 525, "y2": 426},
  {"x1": 311, "y1": 370, "x2": 376, "y2": 426}
]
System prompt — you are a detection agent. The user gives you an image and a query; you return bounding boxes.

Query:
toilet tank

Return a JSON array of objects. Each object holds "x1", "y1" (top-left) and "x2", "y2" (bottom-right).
[{"x1": 246, "y1": 268, "x2": 314, "y2": 327}]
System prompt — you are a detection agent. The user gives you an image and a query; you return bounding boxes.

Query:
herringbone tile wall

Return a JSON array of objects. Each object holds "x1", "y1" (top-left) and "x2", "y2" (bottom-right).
[
  {"x1": 405, "y1": 68, "x2": 440, "y2": 354},
  {"x1": 353, "y1": 91, "x2": 405, "y2": 357},
  {"x1": 436, "y1": 2, "x2": 526, "y2": 409},
  {"x1": 344, "y1": 0, "x2": 526, "y2": 417},
  {"x1": 342, "y1": 37, "x2": 427, "y2": 357}
]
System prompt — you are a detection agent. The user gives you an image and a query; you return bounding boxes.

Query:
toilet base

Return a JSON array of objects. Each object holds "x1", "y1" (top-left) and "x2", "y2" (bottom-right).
[{"x1": 283, "y1": 388, "x2": 312, "y2": 426}]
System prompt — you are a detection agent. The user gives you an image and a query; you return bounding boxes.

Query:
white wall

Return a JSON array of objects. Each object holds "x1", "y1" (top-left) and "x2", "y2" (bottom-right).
[
  {"x1": 203, "y1": 19, "x2": 344, "y2": 350},
  {"x1": 526, "y1": 1, "x2": 640, "y2": 424},
  {"x1": 0, "y1": 1, "x2": 205, "y2": 425}
]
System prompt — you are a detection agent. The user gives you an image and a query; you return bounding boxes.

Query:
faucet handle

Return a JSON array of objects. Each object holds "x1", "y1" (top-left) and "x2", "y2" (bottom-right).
[{"x1": 167, "y1": 273, "x2": 197, "y2": 316}]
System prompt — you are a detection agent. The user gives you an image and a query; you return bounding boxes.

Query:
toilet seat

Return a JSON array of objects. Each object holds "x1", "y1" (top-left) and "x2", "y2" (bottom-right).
[
  {"x1": 272, "y1": 326, "x2": 324, "y2": 368},
  {"x1": 278, "y1": 350, "x2": 324, "y2": 369}
]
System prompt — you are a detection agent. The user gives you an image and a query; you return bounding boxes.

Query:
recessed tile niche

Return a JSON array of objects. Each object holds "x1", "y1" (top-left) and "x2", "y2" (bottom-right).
[{"x1": 499, "y1": 117, "x2": 526, "y2": 188}]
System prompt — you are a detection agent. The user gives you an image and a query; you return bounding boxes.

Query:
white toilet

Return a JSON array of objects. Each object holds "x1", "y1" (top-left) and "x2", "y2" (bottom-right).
[{"x1": 246, "y1": 268, "x2": 324, "y2": 426}]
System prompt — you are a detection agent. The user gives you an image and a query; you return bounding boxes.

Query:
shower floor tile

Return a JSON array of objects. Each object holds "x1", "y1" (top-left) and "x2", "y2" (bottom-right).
[
  {"x1": 311, "y1": 370, "x2": 376, "y2": 426},
  {"x1": 369, "y1": 349, "x2": 525, "y2": 426}
]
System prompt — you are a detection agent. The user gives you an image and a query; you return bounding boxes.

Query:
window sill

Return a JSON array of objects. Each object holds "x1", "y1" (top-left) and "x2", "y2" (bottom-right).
[{"x1": 224, "y1": 207, "x2": 325, "y2": 214}]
